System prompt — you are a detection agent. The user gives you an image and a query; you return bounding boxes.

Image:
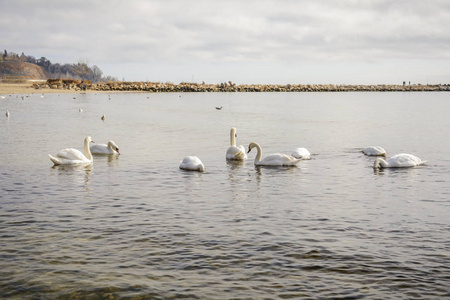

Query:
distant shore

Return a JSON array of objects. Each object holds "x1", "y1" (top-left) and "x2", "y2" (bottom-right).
[
  {"x1": 1, "y1": 80, "x2": 450, "y2": 95},
  {"x1": 0, "y1": 82, "x2": 75, "y2": 95}
]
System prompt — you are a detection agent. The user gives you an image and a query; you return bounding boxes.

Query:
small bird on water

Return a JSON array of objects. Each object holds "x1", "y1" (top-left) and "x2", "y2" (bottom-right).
[
  {"x1": 215, "y1": 106, "x2": 223, "y2": 110},
  {"x1": 101, "y1": 114, "x2": 106, "y2": 121},
  {"x1": 6, "y1": 110, "x2": 10, "y2": 117}
]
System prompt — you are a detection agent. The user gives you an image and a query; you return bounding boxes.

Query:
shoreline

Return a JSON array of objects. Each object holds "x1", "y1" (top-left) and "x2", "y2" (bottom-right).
[{"x1": 1, "y1": 80, "x2": 450, "y2": 95}]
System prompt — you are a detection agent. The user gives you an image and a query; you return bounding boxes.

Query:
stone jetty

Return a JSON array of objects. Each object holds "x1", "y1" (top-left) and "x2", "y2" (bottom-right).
[{"x1": 32, "y1": 79, "x2": 450, "y2": 92}]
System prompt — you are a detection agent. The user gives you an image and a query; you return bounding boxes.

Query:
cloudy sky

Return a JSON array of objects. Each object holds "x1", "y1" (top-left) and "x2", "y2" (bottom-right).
[{"x1": 1, "y1": 0, "x2": 449, "y2": 84}]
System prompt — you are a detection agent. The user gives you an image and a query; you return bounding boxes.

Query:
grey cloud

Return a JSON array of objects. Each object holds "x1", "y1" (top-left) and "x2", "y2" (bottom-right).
[{"x1": 1, "y1": 0, "x2": 449, "y2": 83}]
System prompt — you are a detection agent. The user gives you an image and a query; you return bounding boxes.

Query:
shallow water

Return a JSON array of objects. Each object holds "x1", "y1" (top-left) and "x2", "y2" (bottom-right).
[{"x1": 1, "y1": 91, "x2": 449, "y2": 299}]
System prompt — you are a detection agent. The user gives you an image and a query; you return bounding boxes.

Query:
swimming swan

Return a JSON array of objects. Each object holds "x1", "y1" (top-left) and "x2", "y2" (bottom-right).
[
  {"x1": 363, "y1": 146, "x2": 387, "y2": 156},
  {"x1": 49, "y1": 136, "x2": 95, "y2": 165},
  {"x1": 373, "y1": 153, "x2": 426, "y2": 169},
  {"x1": 90, "y1": 140, "x2": 120, "y2": 155},
  {"x1": 226, "y1": 127, "x2": 247, "y2": 161},
  {"x1": 179, "y1": 156, "x2": 205, "y2": 172},
  {"x1": 247, "y1": 142, "x2": 301, "y2": 166},
  {"x1": 291, "y1": 148, "x2": 311, "y2": 160}
]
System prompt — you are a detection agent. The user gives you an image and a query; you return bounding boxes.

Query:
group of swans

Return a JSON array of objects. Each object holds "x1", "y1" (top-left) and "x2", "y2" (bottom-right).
[
  {"x1": 180, "y1": 127, "x2": 309, "y2": 172},
  {"x1": 49, "y1": 137, "x2": 120, "y2": 166},
  {"x1": 48, "y1": 131, "x2": 426, "y2": 172},
  {"x1": 225, "y1": 127, "x2": 306, "y2": 167},
  {"x1": 180, "y1": 131, "x2": 426, "y2": 172},
  {"x1": 362, "y1": 146, "x2": 426, "y2": 169}
]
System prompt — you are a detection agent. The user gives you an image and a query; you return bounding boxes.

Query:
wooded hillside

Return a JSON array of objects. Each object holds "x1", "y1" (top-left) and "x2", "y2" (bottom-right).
[{"x1": 0, "y1": 49, "x2": 116, "y2": 82}]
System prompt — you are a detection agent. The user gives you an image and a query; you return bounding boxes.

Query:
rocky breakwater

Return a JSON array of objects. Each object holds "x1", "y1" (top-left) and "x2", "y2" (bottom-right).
[
  {"x1": 33, "y1": 79, "x2": 92, "y2": 91},
  {"x1": 33, "y1": 80, "x2": 450, "y2": 92}
]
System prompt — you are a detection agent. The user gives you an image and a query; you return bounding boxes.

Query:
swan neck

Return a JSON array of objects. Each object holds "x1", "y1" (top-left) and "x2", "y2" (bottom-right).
[
  {"x1": 374, "y1": 158, "x2": 388, "y2": 168},
  {"x1": 84, "y1": 138, "x2": 93, "y2": 161},
  {"x1": 253, "y1": 143, "x2": 262, "y2": 164},
  {"x1": 230, "y1": 128, "x2": 236, "y2": 146}
]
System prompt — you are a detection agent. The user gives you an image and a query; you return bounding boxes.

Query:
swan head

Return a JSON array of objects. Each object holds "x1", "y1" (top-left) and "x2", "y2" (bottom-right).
[
  {"x1": 85, "y1": 136, "x2": 94, "y2": 143},
  {"x1": 373, "y1": 158, "x2": 387, "y2": 169},
  {"x1": 108, "y1": 140, "x2": 120, "y2": 154},
  {"x1": 247, "y1": 142, "x2": 258, "y2": 153}
]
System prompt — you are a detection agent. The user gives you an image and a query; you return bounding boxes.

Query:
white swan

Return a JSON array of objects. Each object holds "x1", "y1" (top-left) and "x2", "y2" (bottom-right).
[
  {"x1": 226, "y1": 127, "x2": 247, "y2": 161},
  {"x1": 247, "y1": 142, "x2": 301, "y2": 166},
  {"x1": 291, "y1": 148, "x2": 311, "y2": 160},
  {"x1": 363, "y1": 146, "x2": 386, "y2": 156},
  {"x1": 179, "y1": 156, "x2": 205, "y2": 172},
  {"x1": 373, "y1": 153, "x2": 426, "y2": 169},
  {"x1": 49, "y1": 136, "x2": 95, "y2": 165},
  {"x1": 90, "y1": 140, "x2": 120, "y2": 155}
]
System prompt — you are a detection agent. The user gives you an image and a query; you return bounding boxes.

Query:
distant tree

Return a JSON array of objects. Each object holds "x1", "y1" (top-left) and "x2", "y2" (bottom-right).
[
  {"x1": 73, "y1": 60, "x2": 90, "y2": 80},
  {"x1": 20, "y1": 52, "x2": 27, "y2": 62},
  {"x1": 26, "y1": 55, "x2": 36, "y2": 64},
  {"x1": 37, "y1": 57, "x2": 51, "y2": 70},
  {"x1": 91, "y1": 65, "x2": 103, "y2": 83},
  {"x1": 49, "y1": 63, "x2": 62, "y2": 78},
  {"x1": 104, "y1": 75, "x2": 118, "y2": 82}
]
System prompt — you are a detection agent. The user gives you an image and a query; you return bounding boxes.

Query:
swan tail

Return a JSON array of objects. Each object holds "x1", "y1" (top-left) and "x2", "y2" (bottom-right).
[{"x1": 49, "y1": 154, "x2": 61, "y2": 165}]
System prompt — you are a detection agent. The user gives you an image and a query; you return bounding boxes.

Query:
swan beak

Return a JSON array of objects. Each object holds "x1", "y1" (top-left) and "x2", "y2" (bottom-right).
[
  {"x1": 247, "y1": 147, "x2": 252, "y2": 154},
  {"x1": 116, "y1": 148, "x2": 120, "y2": 154}
]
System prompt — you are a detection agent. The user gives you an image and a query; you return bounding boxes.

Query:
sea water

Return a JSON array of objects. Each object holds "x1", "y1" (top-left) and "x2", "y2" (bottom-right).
[{"x1": 1, "y1": 91, "x2": 449, "y2": 299}]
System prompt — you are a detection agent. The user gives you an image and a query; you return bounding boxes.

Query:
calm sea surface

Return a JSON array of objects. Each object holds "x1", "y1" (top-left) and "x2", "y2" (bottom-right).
[{"x1": 1, "y1": 91, "x2": 449, "y2": 299}]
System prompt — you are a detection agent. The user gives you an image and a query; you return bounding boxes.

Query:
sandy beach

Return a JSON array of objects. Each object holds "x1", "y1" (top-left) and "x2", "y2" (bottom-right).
[{"x1": 0, "y1": 82, "x2": 92, "y2": 95}]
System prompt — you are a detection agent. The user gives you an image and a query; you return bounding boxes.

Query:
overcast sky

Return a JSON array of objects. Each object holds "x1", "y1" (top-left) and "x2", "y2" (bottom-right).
[{"x1": 1, "y1": 0, "x2": 449, "y2": 84}]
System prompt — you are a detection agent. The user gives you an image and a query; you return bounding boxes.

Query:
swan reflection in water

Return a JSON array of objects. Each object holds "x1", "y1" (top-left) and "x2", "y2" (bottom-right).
[
  {"x1": 50, "y1": 164, "x2": 93, "y2": 190},
  {"x1": 226, "y1": 159, "x2": 245, "y2": 171},
  {"x1": 107, "y1": 154, "x2": 120, "y2": 167}
]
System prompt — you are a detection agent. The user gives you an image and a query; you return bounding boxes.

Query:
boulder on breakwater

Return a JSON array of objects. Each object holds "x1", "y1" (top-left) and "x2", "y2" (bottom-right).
[{"x1": 32, "y1": 80, "x2": 450, "y2": 92}]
